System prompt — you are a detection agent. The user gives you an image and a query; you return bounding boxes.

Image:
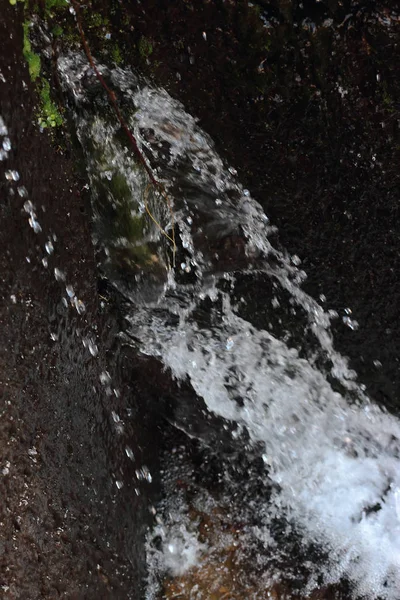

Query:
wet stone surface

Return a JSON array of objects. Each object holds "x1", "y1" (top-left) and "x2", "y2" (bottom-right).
[{"x1": 0, "y1": 2, "x2": 163, "y2": 598}]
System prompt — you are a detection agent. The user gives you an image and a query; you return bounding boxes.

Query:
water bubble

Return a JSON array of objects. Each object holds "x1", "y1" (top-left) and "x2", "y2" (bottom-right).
[
  {"x1": 10, "y1": 294, "x2": 16, "y2": 304},
  {"x1": 42, "y1": 257, "x2": 48, "y2": 268},
  {"x1": 215, "y1": 198, "x2": 222, "y2": 206},
  {"x1": 50, "y1": 332, "x2": 58, "y2": 341},
  {"x1": 115, "y1": 480, "x2": 124, "y2": 489},
  {"x1": 228, "y1": 166, "x2": 237, "y2": 176},
  {"x1": 243, "y1": 189, "x2": 250, "y2": 196},
  {"x1": 0, "y1": 149, "x2": 8, "y2": 161},
  {"x1": 66, "y1": 285, "x2": 75, "y2": 298}
]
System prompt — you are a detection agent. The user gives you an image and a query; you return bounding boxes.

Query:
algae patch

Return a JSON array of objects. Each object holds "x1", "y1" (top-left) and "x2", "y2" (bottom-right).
[{"x1": 22, "y1": 20, "x2": 63, "y2": 129}]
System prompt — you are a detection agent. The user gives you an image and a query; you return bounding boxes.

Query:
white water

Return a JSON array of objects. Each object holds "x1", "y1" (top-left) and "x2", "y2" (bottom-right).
[{"x1": 58, "y1": 54, "x2": 400, "y2": 599}]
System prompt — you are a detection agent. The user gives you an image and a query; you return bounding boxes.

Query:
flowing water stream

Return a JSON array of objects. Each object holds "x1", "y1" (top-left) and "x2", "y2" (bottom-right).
[{"x1": 57, "y1": 54, "x2": 400, "y2": 599}]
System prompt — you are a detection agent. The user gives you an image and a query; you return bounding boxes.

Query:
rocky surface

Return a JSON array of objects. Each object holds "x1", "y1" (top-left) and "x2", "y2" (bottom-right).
[{"x1": 0, "y1": 2, "x2": 161, "y2": 598}]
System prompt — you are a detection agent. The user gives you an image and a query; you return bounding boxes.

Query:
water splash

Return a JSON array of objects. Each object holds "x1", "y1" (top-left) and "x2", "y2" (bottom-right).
[{"x1": 58, "y1": 54, "x2": 400, "y2": 599}]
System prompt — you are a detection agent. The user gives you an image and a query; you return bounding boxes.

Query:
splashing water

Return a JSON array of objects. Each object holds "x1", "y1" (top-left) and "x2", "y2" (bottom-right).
[{"x1": 58, "y1": 54, "x2": 400, "y2": 599}]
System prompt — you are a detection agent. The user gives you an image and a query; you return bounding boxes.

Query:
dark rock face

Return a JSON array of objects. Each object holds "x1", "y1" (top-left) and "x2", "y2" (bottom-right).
[{"x1": 0, "y1": 3, "x2": 161, "y2": 598}]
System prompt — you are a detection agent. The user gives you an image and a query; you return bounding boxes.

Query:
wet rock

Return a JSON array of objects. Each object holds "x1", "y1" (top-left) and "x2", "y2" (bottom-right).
[{"x1": 0, "y1": 3, "x2": 162, "y2": 598}]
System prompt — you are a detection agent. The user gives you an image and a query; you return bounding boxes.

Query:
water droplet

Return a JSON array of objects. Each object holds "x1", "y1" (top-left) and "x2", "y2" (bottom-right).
[
  {"x1": 291, "y1": 254, "x2": 301, "y2": 266},
  {"x1": 0, "y1": 116, "x2": 8, "y2": 136},
  {"x1": 226, "y1": 337, "x2": 234, "y2": 351},
  {"x1": 202, "y1": 31, "x2": 207, "y2": 41},
  {"x1": 74, "y1": 298, "x2": 86, "y2": 314},
  {"x1": 5, "y1": 170, "x2": 19, "y2": 181},
  {"x1": 23, "y1": 200, "x2": 33, "y2": 213},
  {"x1": 135, "y1": 466, "x2": 152, "y2": 483},
  {"x1": 29, "y1": 217, "x2": 42, "y2": 233},
  {"x1": 45, "y1": 240, "x2": 54, "y2": 255},
  {"x1": 125, "y1": 446, "x2": 134, "y2": 460},
  {"x1": 54, "y1": 268, "x2": 65, "y2": 282},
  {"x1": 228, "y1": 166, "x2": 237, "y2": 176},
  {"x1": 10, "y1": 294, "x2": 16, "y2": 304},
  {"x1": 66, "y1": 285, "x2": 75, "y2": 298},
  {"x1": 111, "y1": 411, "x2": 120, "y2": 423},
  {"x1": 2, "y1": 137, "x2": 11, "y2": 152},
  {"x1": 17, "y1": 186, "x2": 28, "y2": 197},
  {"x1": 342, "y1": 316, "x2": 359, "y2": 330},
  {"x1": 99, "y1": 371, "x2": 111, "y2": 386},
  {"x1": 42, "y1": 257, "x2": 48, "y2": 268}
]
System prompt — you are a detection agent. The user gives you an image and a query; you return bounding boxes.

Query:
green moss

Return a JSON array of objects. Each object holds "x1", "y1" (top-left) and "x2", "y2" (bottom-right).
[
  {"x1": 138, "y1": 36, "x2": 153, "y2": 59},
  {"x1": 45, "y1": 0, "x2": 68, "y2": 10},
  {"x1": 23, "y1": 21, "x2": 63, "y2": 128},
  {"x1": 86, "y1": 11, "x2": 110, "y2": 30},
  {"x1": 38, "y1": 79, "x2": 63, "y2": 128},
  {"x1": 52, "y1": 24, "x2": 63, "y2": 37},
  {"x1": 111, "y1": 43, "x2": 123, "y2": 65},
  {"x1": 23, "y1": 21, "x2": 41, "y2": 80}
]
